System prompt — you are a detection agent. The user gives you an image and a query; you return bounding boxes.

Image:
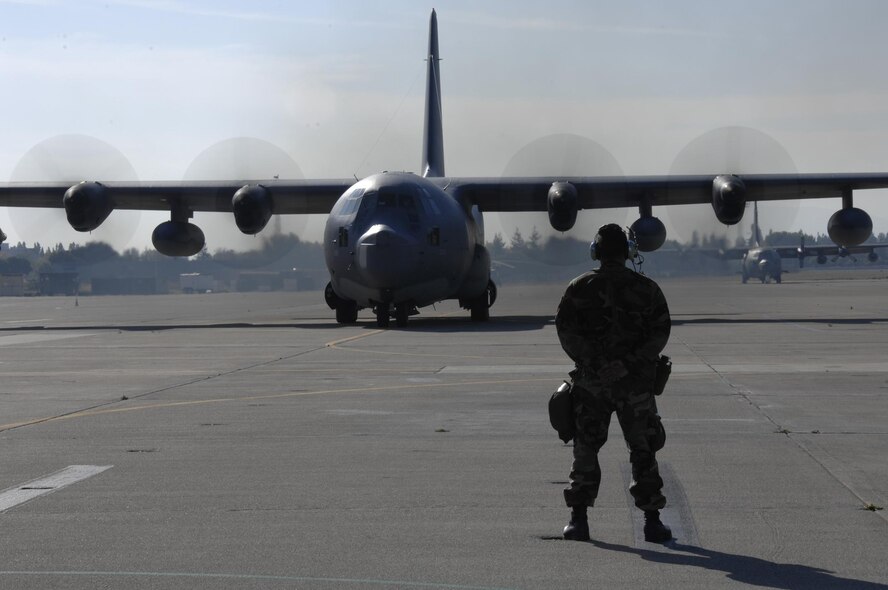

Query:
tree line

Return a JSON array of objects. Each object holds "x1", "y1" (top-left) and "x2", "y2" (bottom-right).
[{"x1": 1, "y1": 227, "x2": 885, "y2": 287}]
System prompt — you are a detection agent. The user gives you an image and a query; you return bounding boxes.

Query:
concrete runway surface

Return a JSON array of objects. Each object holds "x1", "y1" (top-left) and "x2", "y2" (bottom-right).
[{"x1": 0, "y1": 269, "x2": 886, "y2": 589}]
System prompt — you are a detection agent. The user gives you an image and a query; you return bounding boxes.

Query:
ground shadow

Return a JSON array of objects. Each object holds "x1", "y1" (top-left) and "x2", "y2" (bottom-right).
[
  {"x1": 0, "y1": 315, "x2": 554, "y2": 334},
  {"x1": 389, "y1": 314, "x2": 553, "y2": 333},
  {"x1": 590, "y1": 539, "x2": 888, "y2": 590}
]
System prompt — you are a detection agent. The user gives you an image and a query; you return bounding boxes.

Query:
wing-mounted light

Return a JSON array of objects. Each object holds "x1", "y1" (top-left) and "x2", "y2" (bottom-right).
[
  {"x1": 711, "y1": 175, "x2": 746, "y2": 225},
  {"x1": 232, "y1": 184, "x2": 274, "y2": 235},
  {"x1": 63, "y1": 181, "x2": 114, "y2": 231},
  {"x1": 547, "y1": 182, "x2": 577, "y2": 232}
]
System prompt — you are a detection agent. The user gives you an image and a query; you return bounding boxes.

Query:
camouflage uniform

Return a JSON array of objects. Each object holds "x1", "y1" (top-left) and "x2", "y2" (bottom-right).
[{"x1": 555, "y1": 263, "x2": 671, "y2": 511}]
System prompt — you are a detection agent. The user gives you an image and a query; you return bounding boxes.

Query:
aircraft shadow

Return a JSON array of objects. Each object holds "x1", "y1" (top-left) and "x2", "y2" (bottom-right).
[
  {"x1": 387, "y1": 314, "x2": 553, "y2": 333},
  {"x1": 589, "y1": 539, "x2": 888, "y2": 590},
  {"x1": 3, "y1": 315, "x2": 882, "y2": 332},
  {"x1": 0, "y1": 315, "x2": 554, "y2": 333}
]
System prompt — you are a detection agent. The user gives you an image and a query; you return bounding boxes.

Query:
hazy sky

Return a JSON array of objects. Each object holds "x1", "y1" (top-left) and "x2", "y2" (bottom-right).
[{"x1": 2, "y1": 0, "x2": 888, "y2": 252}]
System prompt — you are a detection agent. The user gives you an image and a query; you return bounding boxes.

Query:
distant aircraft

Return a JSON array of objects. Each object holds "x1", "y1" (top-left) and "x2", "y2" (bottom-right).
[
  {"x1": 2, "y1": 10, "x2": 888, "y2": 325},
  {"x1": 713, "y1": 202, "x2": 888, "y2": 283},
  {"x1": 795, "y1": 235, "x2": 887, "y2": 267}
]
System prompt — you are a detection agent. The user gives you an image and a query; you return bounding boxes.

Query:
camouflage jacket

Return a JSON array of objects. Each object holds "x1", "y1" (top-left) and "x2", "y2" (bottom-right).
[{"x1": 555, "y1": 263, "x2": 671, "y2": 376}]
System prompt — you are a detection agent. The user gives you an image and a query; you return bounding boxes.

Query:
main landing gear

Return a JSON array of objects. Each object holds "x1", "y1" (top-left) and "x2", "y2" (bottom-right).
[
  {"x1": 373, "y1": 302, "x2": 415, "y2": 328},
  {"x1": 461, "y1": 279, "x2": 497, "y2": 323},
  {"x1": 326, "y1": 283, "x2": 358, "y2": 324}
]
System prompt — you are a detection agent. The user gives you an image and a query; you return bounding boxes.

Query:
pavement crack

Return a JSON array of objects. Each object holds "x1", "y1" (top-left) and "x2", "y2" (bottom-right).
[{"x1": 0, "y1": 345, "x2": 329, "y2": 434}]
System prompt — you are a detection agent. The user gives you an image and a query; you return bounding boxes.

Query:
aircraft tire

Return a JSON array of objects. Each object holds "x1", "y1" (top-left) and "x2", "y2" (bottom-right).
[
  {"x1": 395, "y1": 304, "x2": 409, "y2": 327},
  {"x1": 376, "y1": 304, "x2": 391, "y2": 328},
  {"x1": 470, "y1": 302, "x2": 489, "y2": 322},
  {"x1": 741, "y1": 273, "x2": 748, "y2": 284},
  {"x1": 335, "y1": 301, "x2": 358, "y2": 324}
]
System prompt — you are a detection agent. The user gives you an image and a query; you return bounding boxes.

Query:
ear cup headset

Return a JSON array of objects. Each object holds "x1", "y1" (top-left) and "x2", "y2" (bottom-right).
[{"x1": 590, "y1": 224, "x2": 637, "y2": 261}]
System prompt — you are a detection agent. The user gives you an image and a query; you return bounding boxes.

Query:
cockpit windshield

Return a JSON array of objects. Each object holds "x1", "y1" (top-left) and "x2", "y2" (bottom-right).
[{"x1": 353, "y1": 187, "x2": 423, "y2": 228}]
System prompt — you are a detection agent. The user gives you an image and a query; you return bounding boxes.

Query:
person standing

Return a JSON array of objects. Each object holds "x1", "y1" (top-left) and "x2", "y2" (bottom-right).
[{"x1": 555, "y1": 224, "x2": 672, "y2": 543}]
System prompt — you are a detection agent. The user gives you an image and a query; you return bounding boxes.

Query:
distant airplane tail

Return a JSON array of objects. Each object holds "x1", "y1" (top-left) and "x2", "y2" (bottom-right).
[
  {"x1": 421, "y1": 9, "x2": 445, "y2": 178},
  {"x1": 750, "y1": 201, "x2": 763, "y2": 247}
]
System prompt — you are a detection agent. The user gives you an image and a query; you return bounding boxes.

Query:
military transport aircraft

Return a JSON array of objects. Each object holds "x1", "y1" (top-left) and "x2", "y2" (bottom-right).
[
  {"x1": 713, "y1": 202, "x2": 888, "y2": 283},
  {"x1": 713, "y1": 202, "x2": 792, "y2": 283},
  {"x1": 795, "y1": 235, "x2": 888, "y2": 268},
  {"x1": 2, "y1": 10, "x2": 888, "y2": 326}
]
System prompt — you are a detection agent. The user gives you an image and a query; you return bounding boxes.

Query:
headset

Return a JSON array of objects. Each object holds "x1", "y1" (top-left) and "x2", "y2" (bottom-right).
[{"x1": 590, "y1": 224, "x2": 638, "y2": 261}]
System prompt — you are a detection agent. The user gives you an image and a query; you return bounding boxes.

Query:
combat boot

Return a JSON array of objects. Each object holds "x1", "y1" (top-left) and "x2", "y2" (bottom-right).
[
  {"x1": 643, "y1": 510, "x2": 672, "y2": 543},
  {"x1": 562, "y1": 506, "x2": 590, "y2": 541}
]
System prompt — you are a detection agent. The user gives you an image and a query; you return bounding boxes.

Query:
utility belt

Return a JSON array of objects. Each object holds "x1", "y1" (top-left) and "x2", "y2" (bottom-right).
[{"x1": 573, "y1": 354, "x2": 672, "y2": 396}]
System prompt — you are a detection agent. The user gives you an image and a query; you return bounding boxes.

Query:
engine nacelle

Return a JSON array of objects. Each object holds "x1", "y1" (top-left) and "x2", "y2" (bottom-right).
[
  {"x1": 711, "y1": 175, "x2": 746, "y2": 225},
  {"x1": 152, "y1": 221, "x2": 205, "y2": 257},
  {"x1": 63, "y1": 181, "x2": 114, "y2": 232},
  {"x1": 232, "y1": 184, "x2": 273, "y2": 235},
  {"x1": 630, "y1": 216, "x2": 667, "y2": 252},
  {"x1": 827, "y1": 207, "x2": 872, "y2": 246},
  {"x1": 547, "y1": 182, "x2": 577, "y2": 232}
]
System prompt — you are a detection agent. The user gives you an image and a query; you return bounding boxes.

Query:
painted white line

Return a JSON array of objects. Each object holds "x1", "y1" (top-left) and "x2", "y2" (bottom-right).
[
  {"x1": 439, "y1": 365, "x2": 572, "y2": 374},
  {"x1": 0, "y1": 333, "x2": 95, "y2": 347},
  {"x1": 0, "y1": 465, "x2": 112, "y2": 513}
]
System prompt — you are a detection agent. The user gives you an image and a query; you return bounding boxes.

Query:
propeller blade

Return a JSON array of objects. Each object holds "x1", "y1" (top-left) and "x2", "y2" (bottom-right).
[
  {"x1": 8, "y1": 134, "x2": 141, "y2": 252},
  {"x1": 492, "y1": 133, "x2": 626, "y2": 266},
  {"x1": 664, "y1": 126, "x2": 800, "y2": 250},
  {"x1": 183, "y1": 137, "x2": 313, "y2": 266}
]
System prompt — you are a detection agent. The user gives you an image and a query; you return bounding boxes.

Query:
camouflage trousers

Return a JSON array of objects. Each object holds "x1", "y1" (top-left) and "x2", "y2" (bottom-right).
[{"x1": 563, "y1": 379, "x2": 666, "y2": 511}]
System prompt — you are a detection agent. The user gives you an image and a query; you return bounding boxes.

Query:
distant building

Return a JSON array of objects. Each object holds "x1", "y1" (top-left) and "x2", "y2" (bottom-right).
[
  {"x1": 0, "y1": 274, "x2": 24, "y2": 296},
  {"x1": 39, "y1": 271, "x2": 79, "y2": 296},
  {"x1": 236, "y1": 271, "x2": 282, "y2": 292},
  {"x1": 179, "y1": 273, "x2": 216, "y2": 294},
  {"x1": 91, "y1": 277, "x2": 160, "y2": 295},
  {"x1": 281, "y1": 269, "x2": 324, "y2": 291}
]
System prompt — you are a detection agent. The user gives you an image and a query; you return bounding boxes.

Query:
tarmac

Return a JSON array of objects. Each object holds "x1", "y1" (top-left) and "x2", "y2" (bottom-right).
[{"x1": 0, "y1": 268, "x2": 886, "y2": 589}]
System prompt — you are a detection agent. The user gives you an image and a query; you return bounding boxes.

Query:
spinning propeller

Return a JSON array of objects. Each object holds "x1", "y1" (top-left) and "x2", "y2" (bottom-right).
[
  {"x1": 664, "y1": 126, "x2": 801, "y2": 248},
  {"x1": 8, "y1": 134, "x2": 141, "y2": 252},
  {"x1": 492, "y1": 133, "x2": 627, "y2": 265}
]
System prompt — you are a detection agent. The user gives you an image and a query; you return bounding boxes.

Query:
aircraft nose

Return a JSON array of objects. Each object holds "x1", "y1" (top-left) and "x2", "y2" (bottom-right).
[{"x1": 356, "y1": 224, "x2": 417, "y2": 287}]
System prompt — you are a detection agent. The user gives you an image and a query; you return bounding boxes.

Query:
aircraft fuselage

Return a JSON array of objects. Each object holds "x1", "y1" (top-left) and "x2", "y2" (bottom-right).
[
  {"x1": 741, "y1": 247, "x2": 782, "y2": 283},
  {"x1": 323, "y1": 172, "x2": 489, "y2": 313}
]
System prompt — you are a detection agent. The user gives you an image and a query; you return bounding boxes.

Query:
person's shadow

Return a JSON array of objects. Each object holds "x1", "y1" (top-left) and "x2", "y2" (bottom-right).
[{"x1": 590, "y1": 539, "x2": 888, "y2": 589}]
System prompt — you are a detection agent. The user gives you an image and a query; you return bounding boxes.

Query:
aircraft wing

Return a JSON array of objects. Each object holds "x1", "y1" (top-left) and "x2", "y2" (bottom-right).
[
  {"x1": 447, "y1": 173, "x2": 888, "y2": 211},
  {"x1": 0, "y1": 179, "x2": 354, "y2": 214},
  {"x1": 774, "y1": 246, "x2": 805, "y2": 258},
  {"x1": 4, "y1": 172, "x2": 888, "y2": 215},
  {"x1": 794, "y1": 243, "x2": 888, "y2": 258},
  {"x1": 710, "y1": 248, "x2": 748, "y2": 260}
]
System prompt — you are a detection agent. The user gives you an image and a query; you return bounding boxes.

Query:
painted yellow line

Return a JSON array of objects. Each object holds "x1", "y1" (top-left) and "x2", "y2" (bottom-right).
[
  {"x1": 0, "y1": 376, "x2": 554, "y2": 431},
  {"x1": 325, "y1": 329, "x2": 384, "y2": 348}
]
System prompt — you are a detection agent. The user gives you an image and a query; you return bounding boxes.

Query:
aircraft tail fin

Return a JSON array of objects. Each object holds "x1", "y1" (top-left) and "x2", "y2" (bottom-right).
[
  {"x1": 751, "y1": 201, "x2": 763, "y2": 247},
  {"x1": 421, "y1": 9, "x2": 445, "y2": 178}
]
